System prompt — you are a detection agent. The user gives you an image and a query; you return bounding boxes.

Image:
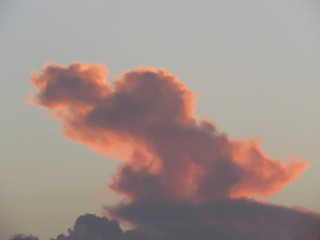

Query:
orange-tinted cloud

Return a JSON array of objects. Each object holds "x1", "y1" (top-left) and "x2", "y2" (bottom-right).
[
  {"x1": 24, "y1": 62, "x2": 320, "y2": 240},
  {"x1": 29, "y1": 62, "x2": 308, "y2": 203}
]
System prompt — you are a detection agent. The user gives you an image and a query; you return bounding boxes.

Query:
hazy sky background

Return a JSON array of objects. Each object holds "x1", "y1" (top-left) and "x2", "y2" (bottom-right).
[{"x1": 1, "y1": 0, "x2": 320, "y2": 239}]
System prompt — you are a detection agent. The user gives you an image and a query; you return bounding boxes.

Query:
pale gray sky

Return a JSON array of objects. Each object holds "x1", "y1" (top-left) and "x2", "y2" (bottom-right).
[{"x1": 1, "y1": 1, "x2": 320, "y2": 239}]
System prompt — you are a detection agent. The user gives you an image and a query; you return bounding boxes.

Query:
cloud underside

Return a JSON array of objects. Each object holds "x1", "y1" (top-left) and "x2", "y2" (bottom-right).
[{"x1": 11, "y1": 199, "x2": 320, "y2": 240}]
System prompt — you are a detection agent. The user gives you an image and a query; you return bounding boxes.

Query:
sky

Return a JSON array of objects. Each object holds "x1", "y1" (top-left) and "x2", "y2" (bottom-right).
[{"x1": 1, "y1": 1, "x2": 320, "y2": 239}]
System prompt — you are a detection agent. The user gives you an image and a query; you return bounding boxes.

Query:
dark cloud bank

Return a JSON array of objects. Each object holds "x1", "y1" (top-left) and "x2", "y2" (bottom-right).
[{"x1": 14, "y1": 63, "x2": 320, "y2": 239}]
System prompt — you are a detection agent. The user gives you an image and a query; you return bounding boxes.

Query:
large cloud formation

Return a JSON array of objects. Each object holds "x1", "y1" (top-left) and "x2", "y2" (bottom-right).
[{"x1": 20, "y1": 62, "x2": 320, "y2": 239}]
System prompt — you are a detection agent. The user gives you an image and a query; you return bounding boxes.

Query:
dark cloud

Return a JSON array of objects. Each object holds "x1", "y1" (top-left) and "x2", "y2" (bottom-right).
[
  {"x1": 9, "y1": 235, "x2": 39, "y2": 240},
  {"x1": 49, "y1": 214, "x2": 123, "y2": 240},
  {"x1": 108, "y1": 198, "x2": 320, "y2": 239},
  {"x1": 13, "y1": 204, "x2": 320, "y2": 240}
]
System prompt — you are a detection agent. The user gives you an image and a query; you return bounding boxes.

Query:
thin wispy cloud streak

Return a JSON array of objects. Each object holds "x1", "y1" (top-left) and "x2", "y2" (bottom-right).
[
  {"x1": 9, "y1": 235, "x2": 39, "y2": 240},
  {"x1": 16, "y1": 62, "x2": 320, "y2": 240}
]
